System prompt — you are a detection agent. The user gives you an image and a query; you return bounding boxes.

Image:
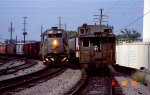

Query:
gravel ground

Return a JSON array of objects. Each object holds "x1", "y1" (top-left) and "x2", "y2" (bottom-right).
[
  {"x1": 113, "y1": 72, "x2": 150, "y2": 95},
  {"x1": 12, "y1": 69, "x2": 82, "y2": 95},
  {"x1": 0, "y1": 61, "x2": 46, "y2": 81},
  {"x1": 0, "y1": 60, "x2": 25, "y2": 70}
]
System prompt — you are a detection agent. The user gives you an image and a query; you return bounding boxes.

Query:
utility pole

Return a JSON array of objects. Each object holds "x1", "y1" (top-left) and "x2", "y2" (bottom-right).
[
  {"x1": 93, "y1": 8, "x2": 108, "y2": 31},
  {"x1": 41, "y1": 26, "x2": 43, "y2": 41},
  {"x1": 100, "y1": 8, "x2": 103, "y2": 27},
  {"x1": 65, "y1": 23, "x2": 67, "y2": 31},
  {"x1": 58, "y1": 17, "x2": 63, "y2": 29},
  {"x1": 16, "y1": 35, "x2": 17, "y2": 43},
  {"x1": 8, "y1": 22, "x2": 15, "y2": 44},
  {"x1": 23, "y1": 17, "x2": 27, "y2": 43}
]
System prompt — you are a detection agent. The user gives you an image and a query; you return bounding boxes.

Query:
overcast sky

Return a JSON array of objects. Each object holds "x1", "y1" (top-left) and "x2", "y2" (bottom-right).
[{"x1": 0, "y1": 0, "x2": 143, "y2": 42}]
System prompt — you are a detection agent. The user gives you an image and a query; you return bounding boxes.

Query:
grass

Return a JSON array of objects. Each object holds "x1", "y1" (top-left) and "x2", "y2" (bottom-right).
[{"x1": 131, "y1": 72, "x2": 147, "y2": 85}]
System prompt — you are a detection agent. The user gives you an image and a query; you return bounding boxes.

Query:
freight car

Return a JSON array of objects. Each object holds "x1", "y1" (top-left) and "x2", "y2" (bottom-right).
[
  {"x1": 40, "y1": 27, "x2": 69, "y2": 66},
  {"x1": 0, "y1": 44, "x2": 6, "y2": 55},
  {"x1": 6, "y1": 44, "x2": 16, "y2": 55},
  {"x1": 69, "y1": 24, "x2": 116, "y2": 74},
  {"x1": 16, "y1": 42, "x2": 24, "y2": 56},
  {"x1": 24, "y1": 42, "x2": 40, "y2": 59},
  {"x1": 0, "y1": 41, "x2": 41, "y2": 60}
]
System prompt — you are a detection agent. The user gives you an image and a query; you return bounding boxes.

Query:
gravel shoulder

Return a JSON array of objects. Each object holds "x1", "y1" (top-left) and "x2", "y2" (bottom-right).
[
  {"x1": 113, "y1": 72, "x2": 150, "y2": 95},
  {"x1": 12, "y1": 69, "x2": 82, "y2": 95}
]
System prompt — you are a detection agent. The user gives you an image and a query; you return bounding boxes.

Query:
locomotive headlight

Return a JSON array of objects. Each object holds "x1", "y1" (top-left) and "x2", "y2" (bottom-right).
[
  {"x1": 61, "y1": 57, "x2": 66, "y2": 62},
  {"x1": 45, "y1": 58, "x2": 49, "y2": 61},
  {"x1": 50, "y1": 58, "x2": 54, "y2": 61},
  {"x1": 53, "y1": 40, "x2": 58, "y2": 46}
]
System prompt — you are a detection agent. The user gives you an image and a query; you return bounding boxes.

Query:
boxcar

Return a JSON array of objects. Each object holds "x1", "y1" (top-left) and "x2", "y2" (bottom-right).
[
  {"x1": 24, "y1": 43, "x2": 32, "y2": 58},
  {"x1": 31, "y1": 42, "x2": 40, "y2": 59},
  {"x1": 24, "y1": 42, "x2": 40, "y2": 59},
  {"x1": 0, "y1": 44, "x2": 6, "y2": 54},
  {"x1": 16, "y1": 42, "x2": 24, "y2": 55},
  {"x1": 6, "y1": 44, "x2": 16, "y2": 55}
]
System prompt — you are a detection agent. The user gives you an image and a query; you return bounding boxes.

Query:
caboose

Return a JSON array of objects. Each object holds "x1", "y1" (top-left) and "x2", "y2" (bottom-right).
[
  {"x1": 40, "y1": 27, "x2": 69, "y2": 66},
  {"x1": 78, "y1": 24, "x2": 116, "y2": 73}
]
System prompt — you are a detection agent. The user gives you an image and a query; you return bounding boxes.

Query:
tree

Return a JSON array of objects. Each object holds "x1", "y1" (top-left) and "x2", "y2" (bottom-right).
[
  {"x1": 117, "y1": 28, "x2": 141, "y2": 43},
  {"x1": 67, "y1": 31, "x2": 78, "y2": 39}
]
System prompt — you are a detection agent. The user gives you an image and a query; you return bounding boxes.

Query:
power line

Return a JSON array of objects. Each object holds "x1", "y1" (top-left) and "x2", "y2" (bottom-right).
[
  {"x1": 105, "y1": 0, "x2": 121, "y2": 14},
  {"x1": 118, "y1": 10, "x2": 150, "y2": 31},
  {"x1": 110, "y1": 0, "x2": 121, "y2": 10}
]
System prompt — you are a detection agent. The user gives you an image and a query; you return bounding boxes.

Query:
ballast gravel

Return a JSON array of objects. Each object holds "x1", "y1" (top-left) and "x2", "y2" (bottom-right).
[
  {"x1": 113, "y1": 72, "x2": 150, "y2": 95},
  {"x1": 12, "y1": 69, "x2": 82, "y2": 95},
  {"x1": 0, "y1": 61, "x2": 46, "y2": 81}
]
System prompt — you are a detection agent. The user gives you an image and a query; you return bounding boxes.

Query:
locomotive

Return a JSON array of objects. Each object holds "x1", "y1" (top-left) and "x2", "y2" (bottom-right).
[{"x1": 40, "y1": 27, "x2": 69, "y2": 66}]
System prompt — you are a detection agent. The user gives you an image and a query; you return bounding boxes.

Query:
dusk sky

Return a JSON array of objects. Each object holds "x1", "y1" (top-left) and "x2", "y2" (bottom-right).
[{"x1": 0, "y1": 0, "x2": 143, "y2": 42}]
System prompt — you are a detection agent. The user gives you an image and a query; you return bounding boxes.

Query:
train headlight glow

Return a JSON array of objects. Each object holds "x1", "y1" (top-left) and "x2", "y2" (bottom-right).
[
  {"x1": 45, "y1": 58, "x2": 49, "y2": 61},
  {"x1": 53, "y1": 40, "x2": 58, "y2": 46},
  {"x1": 61, "y1": 57, "x2": 66, "y2": 62},
  {"x1": 50, "y1": 58, "x2": 54, "y2": 61}
]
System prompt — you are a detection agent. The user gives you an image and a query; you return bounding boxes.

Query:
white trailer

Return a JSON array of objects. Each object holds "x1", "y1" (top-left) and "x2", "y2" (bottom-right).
[{"x1": 116, "y1": 43, "x2": 150, "y2": 70}]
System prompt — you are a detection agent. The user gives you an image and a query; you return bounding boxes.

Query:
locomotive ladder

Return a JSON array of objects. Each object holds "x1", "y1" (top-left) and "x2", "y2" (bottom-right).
[{"x1": 101, "y1": 32, "x2": 109, "y2": 65}]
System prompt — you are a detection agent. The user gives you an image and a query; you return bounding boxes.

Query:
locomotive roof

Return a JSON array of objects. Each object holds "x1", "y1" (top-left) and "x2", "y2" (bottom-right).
[{"x1": 42, "y1": 28, "x2": 65, "y2": 35}]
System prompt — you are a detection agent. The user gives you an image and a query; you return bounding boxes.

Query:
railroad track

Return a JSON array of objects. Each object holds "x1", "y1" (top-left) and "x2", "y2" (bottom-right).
[
  {"x1": 0, "y1": 60, "x2": 36, "y2": 76},
  {"x1": 0, "y1": 56, "x2": 26, "y2": 66},
  {"x1": 0, "y1": 56, "x2": 13, "y2": 65},
  {"x1": 67, "y1": 70, "x2": 124, "y2": 95},
  {"x1": 75, "y1": 75, "x2": 114, "y2": 95},
  {"x1": 0, "y1": 67, "x2": 66, "y2": 94}
]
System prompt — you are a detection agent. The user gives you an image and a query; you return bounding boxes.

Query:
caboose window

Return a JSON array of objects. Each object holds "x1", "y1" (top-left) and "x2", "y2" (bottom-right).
[
  {"x1": 104, "y1": 29, "x2": 112, "y2": 33},
  {"x1": 82, "y1": 40, "x2": 90, "y2": 47},
  {"x1": 80, "y1": 29, "x2": 84, "y2": 34}
]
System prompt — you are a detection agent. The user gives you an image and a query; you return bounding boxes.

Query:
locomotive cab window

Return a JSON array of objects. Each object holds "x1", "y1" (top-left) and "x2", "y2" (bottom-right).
[
  {"x1": 56, "y1": 33, "x2": 62, "y2": 37},
  {"x1": 48, "y1": 33, "x2": 62, "y2": 38},
  {"x1": 48, "y1": 34, "x2": 55, "y2": 38},
  {"x1": 82, "y1": 40, "x2": 90, "y2": 47}
]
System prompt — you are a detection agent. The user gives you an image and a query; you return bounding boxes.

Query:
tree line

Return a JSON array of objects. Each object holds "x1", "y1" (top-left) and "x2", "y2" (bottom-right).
[{"x1": 116, "y1": 28, "x2": 141, "y2": 43}]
